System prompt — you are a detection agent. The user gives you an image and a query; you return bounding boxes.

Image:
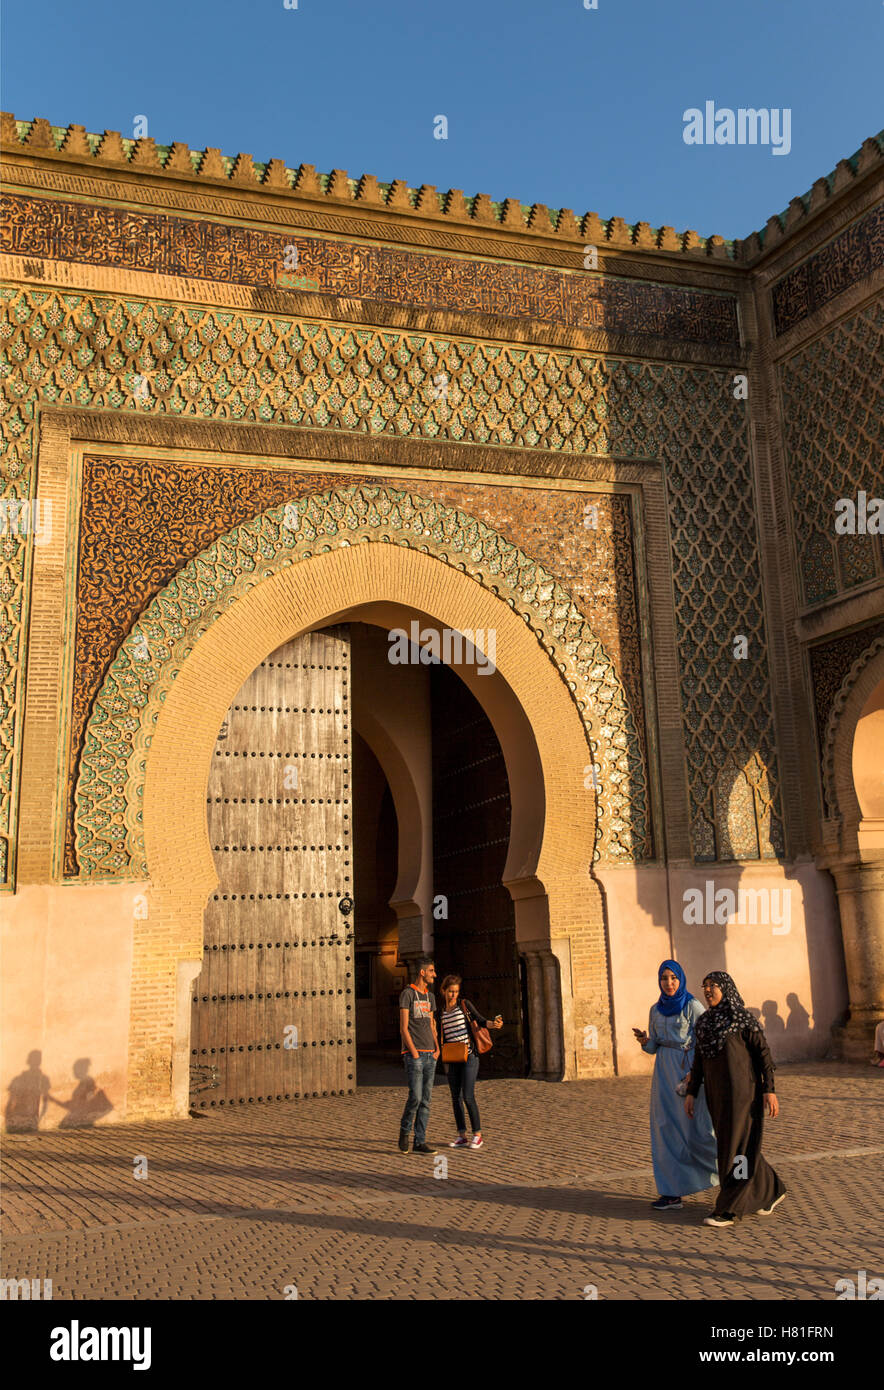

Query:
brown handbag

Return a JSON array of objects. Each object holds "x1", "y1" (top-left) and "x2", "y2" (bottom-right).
[
  {"x1": 466, "y1": 1001, "x2": 493, "y2": 1055},
  {"x1": 439, "y1": 1002, "x2": 470, "y2": 1063}
]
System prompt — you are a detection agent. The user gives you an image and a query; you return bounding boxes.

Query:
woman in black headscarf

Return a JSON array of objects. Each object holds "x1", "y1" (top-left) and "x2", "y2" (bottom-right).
[{"x1": 684, "y1": 971, "x2": 786, "y2": 1228}]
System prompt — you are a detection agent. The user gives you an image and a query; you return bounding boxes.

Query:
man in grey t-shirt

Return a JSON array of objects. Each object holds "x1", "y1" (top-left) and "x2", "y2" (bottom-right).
[{"x1": 398, "y1": 956, "x2": 439, "y2": 1154}]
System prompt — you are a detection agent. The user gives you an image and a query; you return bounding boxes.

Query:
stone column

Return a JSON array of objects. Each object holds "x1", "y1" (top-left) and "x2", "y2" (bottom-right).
[
  {"x1": 541, "y1": 951, "x2": 565, "y2": 1081},
  {"x1": 520, "y1": 947, "x2": 546, "y2": 1076},
  {"x1": 829, "y1": 857, "x2": 884, "y2": 1060}
]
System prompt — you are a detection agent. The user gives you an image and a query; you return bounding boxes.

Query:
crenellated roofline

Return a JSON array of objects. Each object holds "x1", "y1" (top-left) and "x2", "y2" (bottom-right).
[{"x1": 3, "y1": 113, "x2": 881, "y2": 267}]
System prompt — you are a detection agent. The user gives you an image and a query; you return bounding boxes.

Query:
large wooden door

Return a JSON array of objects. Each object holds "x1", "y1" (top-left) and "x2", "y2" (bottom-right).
[{"x1": 190, "y1": 626, "x2": 354, "y2": 1107}]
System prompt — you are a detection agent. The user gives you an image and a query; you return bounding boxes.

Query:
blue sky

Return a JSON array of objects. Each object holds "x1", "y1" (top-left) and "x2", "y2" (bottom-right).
[{"x1": 2, "y1": 0, "x2": 881, "y2": 239}]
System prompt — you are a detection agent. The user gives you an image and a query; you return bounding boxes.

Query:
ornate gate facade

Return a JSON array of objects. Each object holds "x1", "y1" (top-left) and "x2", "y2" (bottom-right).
[{"x1": 190, "y1": 626, "x2": 355, "y2": 1107}]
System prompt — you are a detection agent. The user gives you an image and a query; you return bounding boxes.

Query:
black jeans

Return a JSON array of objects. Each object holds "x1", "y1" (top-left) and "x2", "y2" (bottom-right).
[{"x1": 447, "y1": 1052, "x2": 481, "y2": 1132}]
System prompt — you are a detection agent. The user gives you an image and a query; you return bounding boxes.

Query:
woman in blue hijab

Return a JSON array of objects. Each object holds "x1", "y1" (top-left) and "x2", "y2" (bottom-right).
[{"x1": 632, "y1": 960, "x2": 718, "y2": 1210}]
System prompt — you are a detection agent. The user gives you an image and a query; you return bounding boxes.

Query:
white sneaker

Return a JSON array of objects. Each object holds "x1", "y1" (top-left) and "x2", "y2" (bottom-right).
[
  {"x1": 469, "y1": 1134, "x2": 483, "y2": 1149},
  {"x1": 758, "y1": 1190, "x2": 787, "y2": 1216}
]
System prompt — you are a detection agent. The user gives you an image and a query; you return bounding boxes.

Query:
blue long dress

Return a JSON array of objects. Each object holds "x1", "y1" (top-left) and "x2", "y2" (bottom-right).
[{"x1": 642, "y1": 999, "x2": 719, "y2": 1197}]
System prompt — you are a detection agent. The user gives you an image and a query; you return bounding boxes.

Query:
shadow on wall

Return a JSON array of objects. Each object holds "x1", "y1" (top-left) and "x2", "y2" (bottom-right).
[
  {"x1": 4, "y1": 1052, "x2": 114, "y2": 1132},
  {"x1": 745, "y1": 994, "x2": 813, "y2": 1058},
  {"x1": 666, "y1": 850, "x2": 847, "y2": 1066}
]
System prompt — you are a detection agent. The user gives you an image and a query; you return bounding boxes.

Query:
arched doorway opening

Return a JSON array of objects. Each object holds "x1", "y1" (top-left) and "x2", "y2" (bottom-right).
[
  {"x1": 349, "y1": 626, "x2": 528, "y2": 1078},
  {"x1": 189, "y1": 610, "x2": 535, "y2": 1107}
]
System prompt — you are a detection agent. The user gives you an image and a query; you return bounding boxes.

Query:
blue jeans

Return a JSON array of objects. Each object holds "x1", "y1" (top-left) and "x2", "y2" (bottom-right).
[
  {"x1": 447, "y1": 1052, "x2": 481, "y2": 1133},
  {"x1": 401, "y1": 1053, "x2": 436, "y2": 1145}
]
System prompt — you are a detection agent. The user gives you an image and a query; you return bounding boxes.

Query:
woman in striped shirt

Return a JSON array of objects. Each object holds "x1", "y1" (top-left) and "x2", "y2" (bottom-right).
[{"x1": 438, "y1": 974, "x2": 503, "y2": 1149}]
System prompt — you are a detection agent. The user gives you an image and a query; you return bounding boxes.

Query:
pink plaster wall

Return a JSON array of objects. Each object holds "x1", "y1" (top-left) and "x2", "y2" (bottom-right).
[
  {"x1": 1, "y1": 883, "x2": 137, "y2": 1131},
  {"x1": 598, "y1": 860, "x2": 847, "y2": 1076},
  {"x1": 597, "y1": 865, "x2": 673, "y2": 1077}
]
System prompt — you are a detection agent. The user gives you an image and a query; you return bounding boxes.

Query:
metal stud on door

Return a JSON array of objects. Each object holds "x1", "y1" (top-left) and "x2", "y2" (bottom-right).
[{"x1": 191, "y1": 626, "x2": 353, "y2": 1107}]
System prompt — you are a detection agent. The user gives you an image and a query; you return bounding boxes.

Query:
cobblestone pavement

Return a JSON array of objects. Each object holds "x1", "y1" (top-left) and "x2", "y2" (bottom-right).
[{"x1": 1, "y1": 1061, "x2": 882, "y2": 1300}]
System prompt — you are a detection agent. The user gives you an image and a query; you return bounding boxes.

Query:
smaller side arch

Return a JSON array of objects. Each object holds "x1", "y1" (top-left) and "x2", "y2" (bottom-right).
[
  {"x1": 853, "y1": 677, "x2": 884, "y2": 837},
  {"x1": 353, "y1": 704, "x2": 426, "y2": 920},
  {"x1": 818, "y1": 634, "x2": 884, "y2": 1062},
  {"x1": 823, "y1": 634, "x2": 884, "y2": 853}
]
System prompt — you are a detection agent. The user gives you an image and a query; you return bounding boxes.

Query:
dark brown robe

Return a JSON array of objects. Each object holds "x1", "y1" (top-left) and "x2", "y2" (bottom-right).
[{"x1": 688, "y1": 1026, "x2": 785, "y2": 1218}]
